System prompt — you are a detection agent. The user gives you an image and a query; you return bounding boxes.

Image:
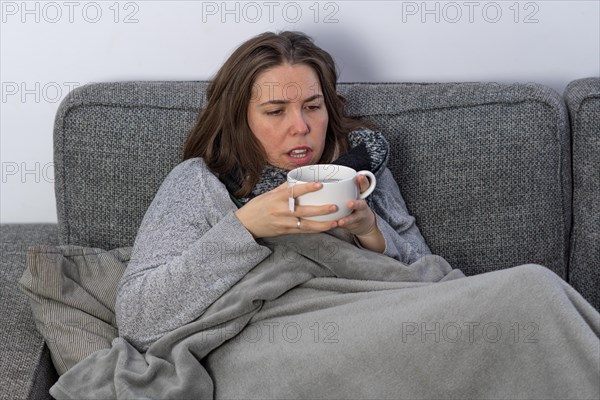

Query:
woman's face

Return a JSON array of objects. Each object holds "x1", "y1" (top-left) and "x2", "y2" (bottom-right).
[{"x1": 247, "y1": 63, "x2": 329, "y2": 170}]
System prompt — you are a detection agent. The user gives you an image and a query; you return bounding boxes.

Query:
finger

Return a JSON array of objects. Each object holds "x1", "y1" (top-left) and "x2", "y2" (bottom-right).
[
  {"x1": 357, "y1": 174, "x2": 370, "y2": 193},
  {"x1": 288, "y1": 181, "x2": 323, "y2": 197},
  {"x1": 283, "y1": 182, "x2": 324, "y2": 215},
  {"x1": 347, "y1": 199, "x2": 368, "y2": 210},
  {"x1": 294, "y1": 204, "x2": 338, "y2": 218},
  {"x1": 275, "y1": 181, "x2": 290, "y2": 191},
  {"x1": 277, "y1": 180, "x2": 316, "y2": 193},
  {"x1": 296, "y1": 218, "x2": 338, "y2": 233},
  {"x1": 339, "y1": 204, "x2": 369, "y2": 226}
]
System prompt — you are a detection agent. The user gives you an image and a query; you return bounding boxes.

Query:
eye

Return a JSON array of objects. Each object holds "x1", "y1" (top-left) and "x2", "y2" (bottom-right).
[
  {"x1": 306, "y1": 104, "x2": 321, "y2": 111},
  {"x1": 266, "y1": 109, "x2": 283, "y2": 116}
]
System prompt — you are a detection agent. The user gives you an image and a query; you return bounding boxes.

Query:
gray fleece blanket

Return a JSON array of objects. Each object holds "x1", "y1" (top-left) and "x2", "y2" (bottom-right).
[{"x1": 50, "y1": 233, "x2": 600, "y2": 399}]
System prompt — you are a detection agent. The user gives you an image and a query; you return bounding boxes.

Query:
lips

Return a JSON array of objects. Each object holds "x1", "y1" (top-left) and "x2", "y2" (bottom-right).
[
  {"x1": 286, "y1": 146, "x2": 312, "y2": 165},
  {"x1": 288, "y1": 146, "x2": 310, "y2": 157}
]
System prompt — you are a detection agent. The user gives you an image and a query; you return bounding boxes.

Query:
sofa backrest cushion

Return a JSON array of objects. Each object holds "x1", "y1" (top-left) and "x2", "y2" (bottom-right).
[
  {"x1": 54, "y1": 81, "x2": 570, "y2": 277},
  {"x1": 564, "y1": 77, "x2": 600, "y2": 309}
]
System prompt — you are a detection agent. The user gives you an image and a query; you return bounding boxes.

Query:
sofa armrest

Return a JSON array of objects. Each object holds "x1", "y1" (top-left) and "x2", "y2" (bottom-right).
[
  {"x1": 564, "y1": 78, "x2": 600, "y2": 311},
  {"x1": 0, "y1": 223, "x2": 60, "y2": 400}
]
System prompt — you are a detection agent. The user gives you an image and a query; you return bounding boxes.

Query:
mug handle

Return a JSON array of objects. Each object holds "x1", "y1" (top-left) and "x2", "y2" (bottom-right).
[{"x1": 356, "y1": 171, "x2": 377, "y2": 199}]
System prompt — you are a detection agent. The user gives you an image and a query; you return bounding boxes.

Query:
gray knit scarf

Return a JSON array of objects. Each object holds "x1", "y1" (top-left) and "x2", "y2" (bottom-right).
[{"x1": 221, "y1": 128, "x2": 390, "y2": 208}]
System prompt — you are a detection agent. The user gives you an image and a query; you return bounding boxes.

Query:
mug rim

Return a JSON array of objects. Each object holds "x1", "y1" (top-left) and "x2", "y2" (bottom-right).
[{"x1": 287, "y1": 164, "x2": 357, "y2": 184}]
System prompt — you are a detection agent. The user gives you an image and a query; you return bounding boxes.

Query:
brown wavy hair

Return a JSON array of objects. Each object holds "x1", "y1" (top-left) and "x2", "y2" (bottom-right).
[{"x1": 183, "y1": 31, "x2": 372, "y2": 198}]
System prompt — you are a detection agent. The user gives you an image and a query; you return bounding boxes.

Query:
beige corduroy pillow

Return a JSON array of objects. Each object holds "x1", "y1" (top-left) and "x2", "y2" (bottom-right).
[{"x1": 18, "y1": 244, "x2": 131, "y2": 375}]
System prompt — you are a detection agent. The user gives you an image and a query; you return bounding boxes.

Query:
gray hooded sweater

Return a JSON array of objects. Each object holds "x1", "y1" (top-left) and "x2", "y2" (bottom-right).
[{"x1": 115, "y1": 130, "x2": 432, "y2": 352}]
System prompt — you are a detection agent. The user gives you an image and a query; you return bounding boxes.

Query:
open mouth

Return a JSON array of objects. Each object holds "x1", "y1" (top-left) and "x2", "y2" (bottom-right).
[{"x1": 286, "y1": 148, "x2": 312, "y2": 165}]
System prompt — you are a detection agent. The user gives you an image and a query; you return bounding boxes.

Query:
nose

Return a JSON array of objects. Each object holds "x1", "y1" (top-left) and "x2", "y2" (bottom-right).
[{"x1": 289, "y1": 109, "x2": 309, "y2": 136}]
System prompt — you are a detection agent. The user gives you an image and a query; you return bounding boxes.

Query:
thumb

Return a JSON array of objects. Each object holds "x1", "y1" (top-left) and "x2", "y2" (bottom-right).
[
  {"x1": 273, "y1": 181, "x2": 290, "y2": 192},
  {"x1": 358, "y1": 174, "x2": 371, "y2": 193}
]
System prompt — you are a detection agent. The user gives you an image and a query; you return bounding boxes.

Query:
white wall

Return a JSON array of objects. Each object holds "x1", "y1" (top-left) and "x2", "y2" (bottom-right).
[{"x1": 1, "y1": 0, "x2": 599, "y2": 223}]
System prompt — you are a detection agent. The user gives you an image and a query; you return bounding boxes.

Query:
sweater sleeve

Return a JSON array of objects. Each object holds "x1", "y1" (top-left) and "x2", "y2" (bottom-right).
[
  {"x1": 353, "y1": 167, "x2": 432, "y2": 264},
  {"x1": 115, "y1": 158, "x2": 272, "y2": 352}
]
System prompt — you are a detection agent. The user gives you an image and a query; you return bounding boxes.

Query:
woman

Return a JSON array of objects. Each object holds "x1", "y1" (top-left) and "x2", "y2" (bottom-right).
[
  {"x1": 116, "y1": 31, "x2": 433, "y2": 351},
  {"x1": 182, "y1": 30, "x2": 423, "y2": 253},
  {"x1": 113, "y1": 31, "x2": 599, "y2": 399}
]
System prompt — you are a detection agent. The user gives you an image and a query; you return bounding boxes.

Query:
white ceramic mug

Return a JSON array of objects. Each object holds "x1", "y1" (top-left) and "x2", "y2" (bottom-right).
[{"x1": 287, "y1": 164, "x2": 377, "y2": 221}]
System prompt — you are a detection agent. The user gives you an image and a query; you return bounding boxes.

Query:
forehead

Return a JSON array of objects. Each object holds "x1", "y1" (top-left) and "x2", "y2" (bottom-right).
[{"x1": 251, "y1": 63, "x2": 323, "y2": 102}]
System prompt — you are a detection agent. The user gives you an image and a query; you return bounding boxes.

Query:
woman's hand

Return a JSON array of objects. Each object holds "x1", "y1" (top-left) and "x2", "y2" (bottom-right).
[
  {"x1": 336, "y1": 174, "x2": 376, "y2": 236},
  {"x1": 336, "y1": 174, "x2": 386, "y2": 253},
  {"x1": 234, "y1": 181, "x2": 339, "y2": 239}
]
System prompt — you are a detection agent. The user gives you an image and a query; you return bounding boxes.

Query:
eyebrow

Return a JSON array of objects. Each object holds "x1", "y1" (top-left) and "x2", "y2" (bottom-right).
[{"x1": 258, "y1": 94, "x2": 324, "y2": 107}]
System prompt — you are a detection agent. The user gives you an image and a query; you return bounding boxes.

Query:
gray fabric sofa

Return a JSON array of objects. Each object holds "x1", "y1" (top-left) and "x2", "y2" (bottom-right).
[{"x1": 1, "y1": 77, "x2": 598, "y2": 400}]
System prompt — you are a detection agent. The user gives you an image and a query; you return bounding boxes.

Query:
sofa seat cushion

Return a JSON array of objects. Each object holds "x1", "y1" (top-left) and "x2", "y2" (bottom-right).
[{"x1": 0, "y1": 223, "x2": 60, "y2": 400}]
